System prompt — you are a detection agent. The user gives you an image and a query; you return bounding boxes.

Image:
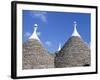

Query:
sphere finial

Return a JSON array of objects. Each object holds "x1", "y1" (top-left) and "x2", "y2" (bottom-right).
[
  {"x1": 34, "y1": 24, "x2": 38, "y2": 27},
  {"x1": 71, "y1": 21, "x2": 81, "y2": 37}
]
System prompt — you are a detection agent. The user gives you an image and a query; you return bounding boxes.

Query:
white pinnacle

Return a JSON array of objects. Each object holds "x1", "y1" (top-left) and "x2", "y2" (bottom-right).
[
  {"x1": 29, "y1": 24, "x2": 40, "y2": 41},
  {"x1": 71, "y1": 21, "x2": 81, "y2": 37},
  {"x1": 58, "y1": 43, "x2": 61, "y2": 51}
]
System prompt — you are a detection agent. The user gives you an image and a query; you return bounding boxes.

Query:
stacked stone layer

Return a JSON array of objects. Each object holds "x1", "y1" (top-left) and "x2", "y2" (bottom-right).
[
  {"x1": 23, "y1": 39, "x2": 54, "y2": 69},
  {"x1": 55, "y1": 36, "x2": 90, "y2": 68},
  {"x1": 23, "y1": 37, "x2": 90, "y2": 69}
]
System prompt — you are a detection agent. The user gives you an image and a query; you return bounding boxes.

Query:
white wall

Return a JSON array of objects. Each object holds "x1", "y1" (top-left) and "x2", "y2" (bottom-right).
[{"x1": 0, "y1": 0, "x2": 99, "y2": 80}]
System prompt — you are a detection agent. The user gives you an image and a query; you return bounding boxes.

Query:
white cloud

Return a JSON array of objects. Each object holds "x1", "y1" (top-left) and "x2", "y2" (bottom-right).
[
  {"x1": 24, "y1": 32, "x2": 31, "y2": 37},
  {"x1": 45, "y1": 41, "x2": 52, "y2": 47},
  {"x1": 31, "y1": 11, "x2": 47, "y2": 23}
]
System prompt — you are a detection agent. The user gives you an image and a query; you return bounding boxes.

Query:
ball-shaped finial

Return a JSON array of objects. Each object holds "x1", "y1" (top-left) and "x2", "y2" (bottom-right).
[
  {"x1": 74, "y1": 21, "x2": 77, "y2": 25},
  {"x1": 34, "y1": 24, "x2": 38, "y2": 27}
]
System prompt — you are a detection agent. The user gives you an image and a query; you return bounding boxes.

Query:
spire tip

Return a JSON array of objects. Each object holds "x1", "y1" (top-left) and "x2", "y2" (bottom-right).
[
  {"x1": 71, "y1": 21, "x2": 81, "y2": 37},
  {"x1": 29, "y1": 24, "x2": 40, "y2": 41},
  {"x1": 34, "y1": 24, "x2": 38, "y2": 27},
  {"x1": 58, "y1": 43, "x2": 61, "y2": 51}
]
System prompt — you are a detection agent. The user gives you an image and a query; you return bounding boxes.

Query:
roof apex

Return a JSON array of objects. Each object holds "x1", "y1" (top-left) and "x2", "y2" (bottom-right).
[
  {"x1": 71, "y1": 21, "x2": 81, "y2": 37},
  {"x1": 29, "y1": 24, "x2": 40, "y2": 41},
  {"x1": 57, "y1": 43, "x2": 61, "y2": 51}
]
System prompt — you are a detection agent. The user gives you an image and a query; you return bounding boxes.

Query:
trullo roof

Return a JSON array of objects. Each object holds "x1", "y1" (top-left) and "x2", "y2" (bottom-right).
[
  {"x1": 23, "y1": 24, "x2": 54, "y2": 69},
  {"x1": 55, "y1": 22, "x2": 90, "y2": 68}
]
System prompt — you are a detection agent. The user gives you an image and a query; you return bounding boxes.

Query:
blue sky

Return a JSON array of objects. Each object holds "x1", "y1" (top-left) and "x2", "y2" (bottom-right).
[{"x1": 23, "y1": 10, "x2": 91, "y2": 53}]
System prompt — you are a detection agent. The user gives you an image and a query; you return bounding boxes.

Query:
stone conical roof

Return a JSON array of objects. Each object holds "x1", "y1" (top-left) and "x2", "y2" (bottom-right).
[
  {"x1": 23, "y1": 24, "x2": 54, "y2": 69},
  {"x1": 55, "y1": 22, "x2": 90, "y2": 68},
  {"x1": 23, "y1": 39, "x2": 54, "y2": 69}
]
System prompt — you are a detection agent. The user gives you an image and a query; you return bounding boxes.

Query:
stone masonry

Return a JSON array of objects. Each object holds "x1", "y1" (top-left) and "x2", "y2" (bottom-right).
[
  {"x1": 22, "y1": 39, "x2": 54, "y2": 69},
  {"x1": 55, "y1": 36, "x2": 90, "y2": 68}
]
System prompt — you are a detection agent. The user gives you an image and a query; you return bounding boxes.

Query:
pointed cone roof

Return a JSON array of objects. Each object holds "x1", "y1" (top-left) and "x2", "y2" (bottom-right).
[
  {"x1": 55, "y1": 36, "x2": 90, "y2": 68},
  {"x1": 57, "y1": 43, "x2": 61, "y2": 51},
  {"x1": 71, "y1": 21, "x2": 81, "y2": 37},
  {"x1": 23, "y1": 30, "x2": 54, "y2": 69},
  {"x1": 29, "y1": 24, "x2": 40, "y2": 41},
  {"x1": 55, "y1": 22, "x2": 90, "y2": 68}
]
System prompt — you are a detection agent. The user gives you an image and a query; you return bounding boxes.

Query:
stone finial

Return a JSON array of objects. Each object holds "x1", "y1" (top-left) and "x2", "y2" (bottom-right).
[
  {"x1": 29, "y1": 24, "x2": 40, "y2": 41},
  {"x1": 58, "y1": 43, "x2": 61, "y2": 51},
  {"x1": 71, "y1": 21, "x2": 81, "y2": 37}
]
